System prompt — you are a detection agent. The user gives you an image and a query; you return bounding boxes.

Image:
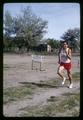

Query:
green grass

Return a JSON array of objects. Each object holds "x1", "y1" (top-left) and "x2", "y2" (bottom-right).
[
  {"x1": 72, "y1": 72, "x2": 80, "y2": 81},
  {"x1": 3, "y1": 78, "x2": 59, "y2": 105},
  {"x1": 3, "y1": 84, "x2": 38, "y2": 104},
  {"x1": 39, "y1": 79, "x2": 59, "y2": 87},
  {"x1": 19, "y1": 92, "x2": 80, "y2": 117}
]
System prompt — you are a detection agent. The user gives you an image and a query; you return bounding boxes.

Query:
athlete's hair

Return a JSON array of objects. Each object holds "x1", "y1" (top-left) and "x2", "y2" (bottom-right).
[{"x1": 63, "y1": 40, "x2": 68, "y2": 45}]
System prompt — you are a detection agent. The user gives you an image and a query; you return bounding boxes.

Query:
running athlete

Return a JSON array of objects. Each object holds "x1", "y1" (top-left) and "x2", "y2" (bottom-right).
[{"x1": 57, "y1": 41, "x2": 73, "y2": 88}]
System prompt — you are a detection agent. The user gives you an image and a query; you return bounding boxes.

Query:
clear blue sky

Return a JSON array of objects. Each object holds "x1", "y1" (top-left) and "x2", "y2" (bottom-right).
[{"x1": 3, "y1": 3, "x2": 80, "y2": 40}]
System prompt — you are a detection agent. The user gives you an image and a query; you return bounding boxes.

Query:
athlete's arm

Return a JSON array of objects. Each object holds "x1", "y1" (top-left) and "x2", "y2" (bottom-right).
[{"x1": 66, "y1": 49, "x2": 71, "y2": 60}]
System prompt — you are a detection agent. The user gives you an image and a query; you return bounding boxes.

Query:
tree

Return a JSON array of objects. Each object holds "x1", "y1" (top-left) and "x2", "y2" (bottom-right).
[
  {"x1": 4, "y1": 10, "x2": 15, "y2": 37},
  {"x1": 3, "y1": 34, "x2": 13, "y2": 51},
  {"x1": 61, "y1": 28, "x2": 80, "y2": 51},
  {"x1": 13, "y1": 6, "x2": 48, "y2": 51},
  {"x1": 3, "y1": 11, "x2": 16, "y2": 51},
  {"x1": 3, "y1": 6, "x2": 48, "y2": 52}
]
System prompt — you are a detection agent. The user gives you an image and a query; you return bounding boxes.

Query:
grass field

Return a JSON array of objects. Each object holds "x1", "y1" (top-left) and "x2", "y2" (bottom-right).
[{"x1": 3, "y1": 54, "x2": 80, "y2": 117}]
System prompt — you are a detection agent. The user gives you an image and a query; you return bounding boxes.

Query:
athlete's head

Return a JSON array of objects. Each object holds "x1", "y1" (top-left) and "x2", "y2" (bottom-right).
[{"x1": 62, "y1": 41, "x2": 68, "y2": 49}]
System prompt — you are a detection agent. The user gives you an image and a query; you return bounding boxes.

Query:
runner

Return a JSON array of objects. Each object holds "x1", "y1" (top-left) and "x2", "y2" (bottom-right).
[{"x1": 57, "y1": 41, "x2": 73, "y2": 88}]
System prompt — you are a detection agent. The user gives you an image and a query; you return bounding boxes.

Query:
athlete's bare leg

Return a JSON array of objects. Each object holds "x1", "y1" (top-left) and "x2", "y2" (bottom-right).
[
  {"x1": 57, "y1": 66, "x2": 64, "y2": 79},
  {"x1": 67, "y1": 69, "x2": 72, "y2": 84}
]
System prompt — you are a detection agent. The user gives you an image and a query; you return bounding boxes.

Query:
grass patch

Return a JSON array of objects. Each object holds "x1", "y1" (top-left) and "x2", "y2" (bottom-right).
[
  {"x1": 19, "y1": 92, "x2": 80, "y2": 117},
  {"x1": 3, "y1": 84, "x2": 38, "y2": 104},
  {"x1": 40, "y1": 78, "x2": 60, "y2": 86},
  {"x1": 56, "y1": 94, "x2": 80, "y2": 111},
  {"x1": 72, "y1": 72, "x2": 80, "y2": 81},
  {"x1": 62, "y1": 92, "x2": 80, "y2": 96}
]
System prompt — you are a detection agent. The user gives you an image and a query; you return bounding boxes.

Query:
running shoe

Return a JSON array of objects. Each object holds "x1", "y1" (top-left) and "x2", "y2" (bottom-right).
[{"x1": 69, "y1": 83, "x2": 73, "y2": 88}]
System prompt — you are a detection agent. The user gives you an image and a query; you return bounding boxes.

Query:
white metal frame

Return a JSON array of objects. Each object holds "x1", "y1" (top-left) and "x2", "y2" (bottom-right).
[{"x1": 31, "y1": 55, "x2": 45, "y2": 71}]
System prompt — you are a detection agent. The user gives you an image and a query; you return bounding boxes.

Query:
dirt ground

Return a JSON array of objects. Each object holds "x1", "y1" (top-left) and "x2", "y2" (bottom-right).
[{"x1": 3, "y1": 53, "x2": 80, "y2": 117}]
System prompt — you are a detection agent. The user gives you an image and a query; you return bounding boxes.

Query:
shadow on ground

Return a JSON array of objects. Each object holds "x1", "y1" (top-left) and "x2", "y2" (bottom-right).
[{"x1": 19, "y1": 82, "x2": 68, "y2": 88}]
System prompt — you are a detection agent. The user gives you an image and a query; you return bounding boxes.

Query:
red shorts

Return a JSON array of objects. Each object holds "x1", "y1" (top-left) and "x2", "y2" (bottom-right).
[{"x1": 60, "y1": 62, "x2": 71, "y2": 70}]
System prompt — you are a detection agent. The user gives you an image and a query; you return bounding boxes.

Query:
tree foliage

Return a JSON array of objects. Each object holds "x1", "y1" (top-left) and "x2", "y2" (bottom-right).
[
  {"x1": 3, "y1": 6, "x2": 48, "y2": 52},
  {"x1": 61, "y1": 28, "x2": 80, "y2": 51}
]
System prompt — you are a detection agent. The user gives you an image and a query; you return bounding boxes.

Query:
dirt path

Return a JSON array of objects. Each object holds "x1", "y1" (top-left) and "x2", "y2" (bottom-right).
[{"x1": 3, "y1": 81, "x2": 80, "y2": 117}]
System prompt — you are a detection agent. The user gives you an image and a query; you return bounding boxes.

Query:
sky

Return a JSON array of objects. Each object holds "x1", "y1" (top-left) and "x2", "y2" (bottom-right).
[{"x1": 3, "y1": 3, "x2": 80, "y2": 40}]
